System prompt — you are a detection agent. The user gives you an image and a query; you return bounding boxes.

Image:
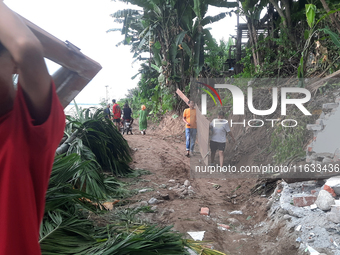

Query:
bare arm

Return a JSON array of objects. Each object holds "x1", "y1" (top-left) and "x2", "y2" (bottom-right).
[
  {"x1": 0, "y1": 2, "x2": 51, "y2": 124},
  {"x1": 183, "y1": 116, "x2": 190, "y2": 126}
]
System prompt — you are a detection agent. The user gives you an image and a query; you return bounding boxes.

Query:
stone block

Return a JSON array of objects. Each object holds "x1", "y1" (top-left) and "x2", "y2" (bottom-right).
[
  {"x1": 315, "y1": 190, "x2": 335, "y2": 211},
  {"x1": 315, "y1": 119, "x2": 324, "y2": 126},
  {"x1": 316, "y1": 152, "x2": 334, "y2": 158},
  {"x1": 322, "y1": 157, "x2": 334, "y2": 164},
  {"x1": 306, "y1": 124, "x2": 323, "y2": 131},
  {"x1": 323, "y1": 103, "x2": 339, "y2": 109},
  {"x1": 327, "y1": 206, "x2": 340, "y2": 223}
]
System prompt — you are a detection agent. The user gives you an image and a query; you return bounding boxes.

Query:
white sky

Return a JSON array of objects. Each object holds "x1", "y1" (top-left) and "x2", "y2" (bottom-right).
[{"x1": 4, "y1": 0, "x2": 237, "y2": 104}]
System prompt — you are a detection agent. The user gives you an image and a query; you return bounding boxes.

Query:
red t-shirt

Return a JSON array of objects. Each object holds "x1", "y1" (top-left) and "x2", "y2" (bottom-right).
[
  {"x1": 0, "y1": 81, "x2": 65, "y2": 254},
  {"x1": 112, "y1": 103, "x2": 121, "y2": 119}
]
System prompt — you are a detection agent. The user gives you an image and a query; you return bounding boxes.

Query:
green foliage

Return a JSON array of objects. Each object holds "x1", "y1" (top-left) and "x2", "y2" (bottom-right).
[
  {"x1": 321, "y1": 27, "x2": 340, "y2": 49},
  {"x1": 66, "y1": 103, "x2": 132, "y2": 176},
  {"x1": 306, "y1": 4, "x2": 316, "y2": 29},
  {"x1": 204, "y1": 38, "x2": 235, "y2": 76},
  {"x1": 271, "y1": 120, "x2": 309, "y2": 163},
  {"x1": 297, "y1": 5, "x2": 340, "y2": 86}
]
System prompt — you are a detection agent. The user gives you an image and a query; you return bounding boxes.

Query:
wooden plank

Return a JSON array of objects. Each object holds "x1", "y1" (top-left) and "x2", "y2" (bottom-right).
[
  {"x1": 196, "y1": 106, "x2": 210, "y2": 166},
  {"x1": 308, "y1": 69, "x2": 340, "y2": 93},
  {"x1": 176, "y1": 89, "x2": 210, "y2": 166},
  {"x1": 54, "y1": 71, "x2": 89, "y2": 108},
  {"x1": 20, "y1": 14, "x2": 102, "y2": 81},
  {"x1": 176, "y1": 89, "x2": 190, "y2": 106}
]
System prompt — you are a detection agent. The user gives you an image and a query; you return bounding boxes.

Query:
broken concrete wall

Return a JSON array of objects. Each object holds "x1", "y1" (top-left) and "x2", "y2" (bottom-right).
[{"x1": 306, "y1": 98, "x2": 340, "y2": 163}]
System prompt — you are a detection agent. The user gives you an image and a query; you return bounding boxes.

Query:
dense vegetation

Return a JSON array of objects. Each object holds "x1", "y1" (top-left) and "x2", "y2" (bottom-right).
[
  {"x1": 110, "y1": 0, "x2": 340, "y2": 163},
  {"x1": 110, "y1": 0, "x2": 340, "y2": 116},
  {"x1": 42, "y1": 1, "x2": 340, "y2": 253},
  {"x1": 42, "y1": 104, "x2": 224, "y2": 254}
]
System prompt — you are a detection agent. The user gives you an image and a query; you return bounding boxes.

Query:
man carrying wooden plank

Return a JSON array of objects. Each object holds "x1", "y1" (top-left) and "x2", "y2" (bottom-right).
[
  {"x1": 209, "y1": 111, "x2": 235, "y2": 167},
  {"x1": 183, "y1": 100, "x2": 197, "y2": 157},
  {"x1": 0, "y1": 2, "x2": 65, "y2": 254}
]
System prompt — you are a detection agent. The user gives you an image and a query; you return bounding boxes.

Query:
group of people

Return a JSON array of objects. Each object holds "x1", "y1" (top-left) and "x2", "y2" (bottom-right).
[
  {"x1": 182, "y1": 100, "x2": 235, "y2": 166},
  {"x1": 104, "y1": 99, "x2": 148, "y2": 135}
]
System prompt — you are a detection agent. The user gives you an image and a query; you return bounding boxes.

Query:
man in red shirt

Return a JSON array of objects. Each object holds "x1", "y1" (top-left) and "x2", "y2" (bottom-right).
[
  {"x1": 112, "y1": 99, "x2": 122, "y2": 129},
  {"x1": 0, "y1": 2, "x2": 65, "y2": 254}
]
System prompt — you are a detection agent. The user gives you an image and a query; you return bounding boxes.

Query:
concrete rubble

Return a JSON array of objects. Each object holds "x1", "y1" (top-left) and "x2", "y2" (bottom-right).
[
  {"x1": 267, "y1": 176, "x2": 340, "y2": 254},
  {"x1": 168, "y1": 179, "x2": 195, "y2": 198}
]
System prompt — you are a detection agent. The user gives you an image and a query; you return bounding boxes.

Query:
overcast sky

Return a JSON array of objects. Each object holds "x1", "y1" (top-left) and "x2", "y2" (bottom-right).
[{"x1": 4, "y1": 0, "x2": 237, "y2": 104}]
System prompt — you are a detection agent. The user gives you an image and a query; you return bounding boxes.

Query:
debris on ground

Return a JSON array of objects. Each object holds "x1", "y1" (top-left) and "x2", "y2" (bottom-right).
[
  {"x1": 200, "y1": 207, "x2": 209, "y2": 216},
  {"x1": 187, "y1": 231, "x2": 205, "y2": 241}
]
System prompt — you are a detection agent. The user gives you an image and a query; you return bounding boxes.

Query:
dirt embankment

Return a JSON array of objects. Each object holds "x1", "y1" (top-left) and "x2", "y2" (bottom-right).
[
  {"x1": 104, "y1": 84, "x2": 340, "y2": 254},
  {"x1": 109, "y1": 112, "x2": 296, "y2": 254}
]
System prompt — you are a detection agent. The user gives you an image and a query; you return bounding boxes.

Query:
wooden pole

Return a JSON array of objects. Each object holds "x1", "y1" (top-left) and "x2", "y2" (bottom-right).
[{"x1": 235, "y1": 0, "x2": 242, "y2": 74}]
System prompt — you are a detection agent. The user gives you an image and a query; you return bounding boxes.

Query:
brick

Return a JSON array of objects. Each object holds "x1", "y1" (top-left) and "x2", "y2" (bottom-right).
[
  {"x1": 323, "y1": 103, "x2": 339, "y2": 109},
  {"x1": 324, "y1": 185, "x2": 336, "y2": 197},
  {"x1": 306, "y1": 124, "x2": 323, "y2": 131},
  {"x1": 217, "y1": 223, "x2": 230, "y2": 230},
  {"x1": 293, "y1": 195, "x2": 317, "y2": 207},
  {"x1": 311, "y1": 190, "x2": 317, "y2": 195},
  {"x1": 200, "y1": 207, "x2": 210, "y2": 216},
  {"x1": 308, "y1": 146, "x2": 313, "y2": 152}
]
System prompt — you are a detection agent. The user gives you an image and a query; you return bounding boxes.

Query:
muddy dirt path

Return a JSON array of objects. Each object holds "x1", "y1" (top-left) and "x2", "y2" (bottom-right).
[{"x1": 121, "y1": 121, "x2": 297, "y2": 255}]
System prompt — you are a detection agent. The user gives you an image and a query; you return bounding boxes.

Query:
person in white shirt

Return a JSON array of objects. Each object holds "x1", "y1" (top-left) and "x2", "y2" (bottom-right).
[{"x1": 209, "y1": 111, "x2": 235, "y2": 166}]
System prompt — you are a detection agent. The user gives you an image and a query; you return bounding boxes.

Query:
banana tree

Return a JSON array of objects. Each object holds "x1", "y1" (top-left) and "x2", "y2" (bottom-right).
[{"x1": 110, "y1": 0, "x2": 237, "y2": 91}]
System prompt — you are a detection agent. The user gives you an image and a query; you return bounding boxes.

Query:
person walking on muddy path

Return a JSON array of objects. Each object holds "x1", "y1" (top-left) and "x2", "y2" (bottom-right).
[
  {"x1": 0, "y1": 2, "x2": 65, "y2": 254},
  {"x1": 209, "y1": 111, "x2": 235, "y2": 167},
  {"x1": 183, "y1": 100, "x2": 197, "y2": 157},
  {"x1": 112, "y1": 99, "x2": 122, "y2": 129},
  {"x1": 139, "y1": 105, "x2": 147, "y2": 135},
  {"x1": 103, "y1": 104, "x2": 111, "y2": 120}
]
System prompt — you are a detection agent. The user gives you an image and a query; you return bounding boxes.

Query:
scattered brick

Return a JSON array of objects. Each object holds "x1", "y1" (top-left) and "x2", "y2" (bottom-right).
[
  {"x1": 217, "y1": 223, "x2": 230, "y2": 230},
  {"x1": 200, "y1": 207, "x2": 210, "y2": 216},
  {"x1": 293, "y1": 195, "x2": 317, "y2": 207},
  {"x1": 311, "y1": 190, "x2": 317, "y2": 195},
  {"x1": 324, "y1": 185, "x2": 336, "y2": 197}
]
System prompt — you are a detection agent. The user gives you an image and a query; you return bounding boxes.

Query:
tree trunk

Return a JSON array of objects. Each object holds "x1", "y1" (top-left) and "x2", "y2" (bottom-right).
[
  {"x1": 268, "y1": 0, "x2": 295, "y2": 43},
  {"x1": 247, "y1": 18, "x2": 259, "y2": 70},
  {"x1": 319, "y1": 0, "x2": 340, "y2": 34},
  {"x1": 55, "y1": 130, "x2": 79, "y2": 155}
]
